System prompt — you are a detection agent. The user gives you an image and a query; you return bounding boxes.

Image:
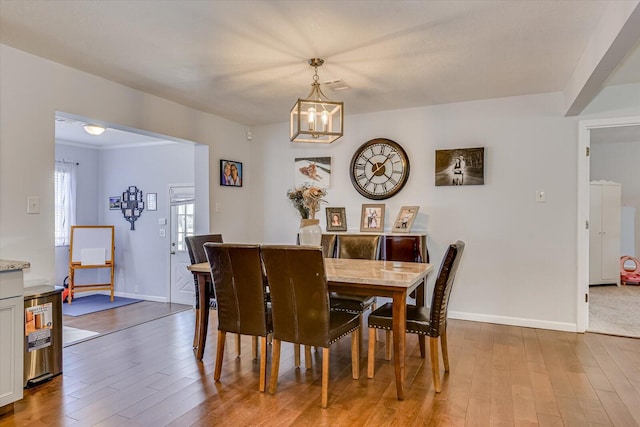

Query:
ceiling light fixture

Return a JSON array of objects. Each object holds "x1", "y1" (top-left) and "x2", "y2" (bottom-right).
[
  {"x1": 290, "y1": 58, "x2": 343, "y2": 143},
  {"x1": 83, "y1": 124, "x2": 106, "y2": 136}
]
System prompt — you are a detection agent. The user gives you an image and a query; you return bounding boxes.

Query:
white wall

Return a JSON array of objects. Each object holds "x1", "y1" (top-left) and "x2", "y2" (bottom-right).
[
  {"x1": 0, "y1": 44, "x2": 252, "y2": 286},
  {"x1": 98, "y1": 143, "x2": 194, "y2": 300},
  {"x1": 254, "y1": 92, "x2": 580, "y2": 331},
  {"x1": 591, "y1": 139, "x2": 640, "y2": 255}
]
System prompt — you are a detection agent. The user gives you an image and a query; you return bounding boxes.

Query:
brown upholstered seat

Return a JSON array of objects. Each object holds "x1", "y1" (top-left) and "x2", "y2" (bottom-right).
[
  {"x1": 321, "y1": 233, "x2": 337, "y2": 258},
  {"x1": 367, "y1": 241, "x2": 465, "y2": 393},
  {"x1": 261, "y1": 245, "x2": 360, "y2": 408},
  {"x1": 185, "y1": 234, "x2": 223, "y2": 352},
  {"x1": 330, "y1": 234, "x2": 381, "y2": 313},
  {"x1": 203, "y1": 243, "x2": 272, "y2": 392}
]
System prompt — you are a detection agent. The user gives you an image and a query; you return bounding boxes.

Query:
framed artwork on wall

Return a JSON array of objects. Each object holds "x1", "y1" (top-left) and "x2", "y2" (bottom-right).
[
  {"x1": 220, "y1": 159, "x2": 243, "y2": 187},
  {"x1": 326, "y1": 207, "x2": 347, "y2": 232},
  {"x1": 109, "y1": 196, "x2": 121, "y2": 210},
  {"x1": 392, "y1": 206, "x2": 419, "y2": 232},
  {"x1": 294, "y1": 156, "x2": 331, "y2": 187},
  {"x1": 360, "y1": 204, "x2": 385, "y2": 233},
  {"x1": 435, "y1": 147, "x2": 485, "y2": 186},
  {"x1": 146, "y1": 193, "x2": 157, "y2": 211}
]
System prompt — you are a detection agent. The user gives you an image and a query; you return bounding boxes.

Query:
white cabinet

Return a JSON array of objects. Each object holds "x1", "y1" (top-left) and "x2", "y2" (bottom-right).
[
  {"x1": 0, "y1": 269, "x2": 24, "y2": 408},
  {"x1": 589, "y1": 181, "x2": 621, "y2": 285}
]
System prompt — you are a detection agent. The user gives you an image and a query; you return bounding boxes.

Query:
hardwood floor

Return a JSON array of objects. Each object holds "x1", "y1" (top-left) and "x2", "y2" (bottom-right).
[{"x1": 2, "y1": 310, "x2": 639, "y2": 426}]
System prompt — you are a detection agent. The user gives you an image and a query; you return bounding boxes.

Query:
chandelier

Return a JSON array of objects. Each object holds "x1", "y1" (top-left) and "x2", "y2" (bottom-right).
[{"x1": 290, "y1": 58, "x2": 344, "y2": 143}]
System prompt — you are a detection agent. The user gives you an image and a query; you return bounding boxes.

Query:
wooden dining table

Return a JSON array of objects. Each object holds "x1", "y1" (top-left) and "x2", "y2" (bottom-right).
[{"x1": 187, "y1": 257, "x2": 432, "y2": 400}]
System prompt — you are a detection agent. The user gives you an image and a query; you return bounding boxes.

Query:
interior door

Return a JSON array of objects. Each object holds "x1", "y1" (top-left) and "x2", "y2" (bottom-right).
[{"x1": 169, "y1": 185, "x2": 195, "y2": 305}]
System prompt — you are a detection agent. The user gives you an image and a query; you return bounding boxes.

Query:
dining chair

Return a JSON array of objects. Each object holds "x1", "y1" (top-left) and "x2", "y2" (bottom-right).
[
  {"x1": 185, "y1": 233, "x2": 223, "y2": 354},
  {"x1": 367, "y1": 240, "x2": 465, "y2": 393},
  {"x1": 203, "y1": 243, "x2": 272, "y2": 392},
  {"x1": 330, "y1": 234, "x2": 381, "y2": 314},
  {"x1": 261, "y1": 245, "x2": 360, "y2": 408}
]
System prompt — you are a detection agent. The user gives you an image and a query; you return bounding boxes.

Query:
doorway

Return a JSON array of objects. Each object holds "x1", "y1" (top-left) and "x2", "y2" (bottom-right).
[
  {"x1": 169, "y1": 185, "x2": 196, "y2": 305},
  {"x1": 578, "y1": 116, "x2": 640, "y2": 336}
]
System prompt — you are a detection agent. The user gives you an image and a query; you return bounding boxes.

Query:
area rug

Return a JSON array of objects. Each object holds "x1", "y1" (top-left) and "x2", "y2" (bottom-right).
[
  {"x1": 63, "y1": 326, "x2": 99, "y2": 346},
  {"x1": 589, "y1": 284, "x2": 640, "y2": 338},
  {"x1": 62, "y1": 294, "x2": 142, "y2": 317}
]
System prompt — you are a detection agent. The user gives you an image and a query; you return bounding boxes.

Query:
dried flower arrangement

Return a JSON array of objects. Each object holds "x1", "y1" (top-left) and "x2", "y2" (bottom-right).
[{"x1": 287, "y1": 184, "x2": 327, "y2": 220}]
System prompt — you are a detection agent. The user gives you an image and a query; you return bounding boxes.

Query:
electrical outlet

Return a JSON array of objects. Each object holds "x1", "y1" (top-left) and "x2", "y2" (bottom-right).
[
  {"x1": 27, "y1": 196, "x2": 40, "y2": 214},
  {"x1": 536, "y1": 190, "x2": 545, "y2": 203},
  {"x1": 159, "y1": 229, "x2": 166, "y2": 237}
]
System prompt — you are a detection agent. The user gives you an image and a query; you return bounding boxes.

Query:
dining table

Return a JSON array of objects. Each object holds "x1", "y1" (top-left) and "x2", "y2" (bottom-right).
[{"x1": 187, "y1": 257, "x2": 432, "y2": 400}]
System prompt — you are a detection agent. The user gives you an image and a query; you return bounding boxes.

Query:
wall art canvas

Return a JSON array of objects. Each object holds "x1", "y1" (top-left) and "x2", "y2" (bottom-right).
[
  {"x1": 220, "y1": 159, "x2": 243, "y2": 187},
  {"x1": 435, "y1": 147, "x2": 485, "y2": 186},
  {"x1": 294, "y1": 156, "x2": 331, "y2": 187}
]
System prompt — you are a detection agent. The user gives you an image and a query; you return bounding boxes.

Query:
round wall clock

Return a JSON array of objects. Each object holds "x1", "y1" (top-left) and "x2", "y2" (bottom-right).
[{"x1": 349, "y1": 138, "x2": 410, "y2": 200}]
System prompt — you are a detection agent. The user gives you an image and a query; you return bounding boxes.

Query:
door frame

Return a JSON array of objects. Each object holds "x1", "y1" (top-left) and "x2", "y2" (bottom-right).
[
  {"x1": 577, "y1": 115, "x2": 640, "y2": 332},
  {"x1": 168, "y1": 183, "x2": 196, "y2": 304}
]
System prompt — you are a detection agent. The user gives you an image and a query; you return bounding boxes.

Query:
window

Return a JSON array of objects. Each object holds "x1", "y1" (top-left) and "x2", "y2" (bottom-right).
[{"x1": 54, "y1": 161, "x2": 77, "y2": 246}]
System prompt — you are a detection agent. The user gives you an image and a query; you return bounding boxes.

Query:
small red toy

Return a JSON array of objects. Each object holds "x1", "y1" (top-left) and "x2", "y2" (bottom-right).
[{"x1": 620, "y1": 256, "x2": 640, "y2": 285}]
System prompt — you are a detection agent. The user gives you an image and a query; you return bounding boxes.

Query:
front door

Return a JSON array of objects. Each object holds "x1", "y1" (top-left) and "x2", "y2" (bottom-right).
[{"x1": 169, "y1": 185, "x2": 195, "y2": 305}]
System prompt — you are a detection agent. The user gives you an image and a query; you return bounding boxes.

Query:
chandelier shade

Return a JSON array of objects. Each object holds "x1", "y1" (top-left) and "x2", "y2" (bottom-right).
[{"x1": 290, "y1": 58, "x2": 344, "y2": 143}]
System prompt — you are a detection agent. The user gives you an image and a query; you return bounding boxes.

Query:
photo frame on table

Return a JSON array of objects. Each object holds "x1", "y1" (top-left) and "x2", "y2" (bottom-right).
[
  {"x1": 392, "y1": 206, "x2": 419, "y2": 233},
  {"x1": 220, "y1": 159, "x2": 243, "y2": 187},
  {"x1": 294, "y1": 156, "x2": 331, "y2": 188},
  {"x1": 109, "y1": 196, "x2": 121, "y2": 210},
  {"x1": 326, "y1": 207, "x2": 347, "y2": 232},
  {"x1": 360, "y1": 204, "x2": 385, "y2": 233},
  {"x1": 435, "y1": 147, "x2": 485, "y2": 186}
]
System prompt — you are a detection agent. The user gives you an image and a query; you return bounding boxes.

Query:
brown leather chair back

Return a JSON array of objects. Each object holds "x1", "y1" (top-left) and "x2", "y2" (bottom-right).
[
  {"x1": 186, "y1": 234, "x2": 223, "y2": 264},
  {"x1": 429, "y1": 241, "x2": 465, "y2": 337},
  {"x1": 261, "y1": 245, "x2": 332, "y2": 348},
  {"x1": 203, "y1": 243, "x2": 270, "y2": 337},
  {"x1": 336, "y1": 235, "x2": 381, "y2": 260},
  {"x1": 321, "y1": 234, "x2": 337, "y2": 258},
  {"x1": 380, "y1": 235, "x2": 428, "y2": 263}
]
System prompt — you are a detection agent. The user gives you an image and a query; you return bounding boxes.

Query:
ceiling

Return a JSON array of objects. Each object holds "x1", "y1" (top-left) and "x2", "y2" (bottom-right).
[{"x1": 2, "y1": 1, "x2": 639, "y2": 141}]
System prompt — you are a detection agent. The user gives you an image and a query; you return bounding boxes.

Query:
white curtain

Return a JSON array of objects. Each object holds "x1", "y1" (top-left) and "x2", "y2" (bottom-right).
[{"x1": 54, "y1": 161, "x2": 77, "y2": 246}]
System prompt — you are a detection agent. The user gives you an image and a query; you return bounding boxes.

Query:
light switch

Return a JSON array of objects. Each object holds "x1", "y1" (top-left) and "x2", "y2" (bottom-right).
[
  {"x1": 158, "y1": 218, "x2": 167, "y2": 225},
  {"x1": 215, "y1": 203, "x2": 221, "y2": 213},
  {"x1": 536, "y1": 190, "x2": 545, "y2": 203},
  {"x1": 27, "y1": 196, "x2": 40, "y2": 214}
]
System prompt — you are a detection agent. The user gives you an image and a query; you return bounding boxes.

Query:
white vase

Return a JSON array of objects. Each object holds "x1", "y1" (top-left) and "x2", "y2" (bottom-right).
[{"x1": 299, "y1": 219, "x2": 322, "y2": 246}]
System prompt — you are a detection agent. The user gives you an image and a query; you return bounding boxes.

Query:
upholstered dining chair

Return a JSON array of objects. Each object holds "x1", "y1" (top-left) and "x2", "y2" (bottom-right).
[
  {"x1": 330, "y1": 234, "x2": 381, "y2": 314},
  {"x1": 203, "y1": 243, "x2": 272, "y2": 392},
  {"x1": 261, "y1": 245, "x2": 360, "y2": 408},
  {"x1": 367, "y1": 240, "x2": 465, "y2": 393},
  {"x1": 185, "y1": 233, "x2": 223, "y2": 353}
]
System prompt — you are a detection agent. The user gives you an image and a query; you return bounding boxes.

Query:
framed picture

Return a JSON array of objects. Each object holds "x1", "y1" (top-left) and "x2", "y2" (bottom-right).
[
  {"x1": 220, "y1": 159, "x2": 243, "y2": 187},
  {"x1": 360, "y1": 204, "x2": 385, "y2": 233},
  {"x1": 435, "y1": 147, "x2": 485, "y2": 186},
  {"x1": 109, "y1": 196, "x2": 121, "y2": 210},
  {"x1": 294, "y1": 156, "x2": 331, "y2": 188},
  {"x1": 146, "y1": 193, "x2": 157, "y2": 211},
  {"x1": 392, "y1": 206, "x2": 420, "y2": 232},
  {"x1": 326, "y1": 207, "x2": 347, "y2": 232}
]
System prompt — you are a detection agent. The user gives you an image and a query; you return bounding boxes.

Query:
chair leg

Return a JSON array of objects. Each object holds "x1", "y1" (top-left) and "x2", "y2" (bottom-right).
[
  {"x1": 294, "y1": 344, "x2": 301, "y2": 367},
  {"x1": 385, "y1": 330, "x2": 392, "y2": 361},
  {"x1": 367, "y1": 327, "x2": 376, "y2": 379},
  {"x1": 259, "y1": 336, "x2": 267, "y2": 392},
  {"x1": 321, "y1": 347, "x2": 330, "y2": 408},
  {"x1": 214, "y1": 331, "x2": 226, "y2": 381},
  {"x1": 441, "y1": 330, "x2": 450, "y2": 372},
  {"x1": 305, "y1": 346, "x2": 312, "y2": 370},
  {"x1": 269, "y1": 339, "x2": 281, "y2": 395},
  {"x1": 235, "y1": 333, "x2": 241, "y2": 356},
  {"x1": 193, "y1": 308, "x2": 200, "y2": 349},
  {"x1": 429, "y1": 336, "x2": 441, "y2": 392},
  {"x1": 351, "y1": 329, "x2": 359, "y2": 380},
  {"x1": 252, "y1": 336, "x2": 258, "y2": 360},
  {"x1": 418, "y1": 335, "x2": 426, "y2": 358}
]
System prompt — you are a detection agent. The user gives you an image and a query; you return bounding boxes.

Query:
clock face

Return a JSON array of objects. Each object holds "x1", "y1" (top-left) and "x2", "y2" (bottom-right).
[{"x1": 350, "y1": 138, "x2": 410, "y2": 200}]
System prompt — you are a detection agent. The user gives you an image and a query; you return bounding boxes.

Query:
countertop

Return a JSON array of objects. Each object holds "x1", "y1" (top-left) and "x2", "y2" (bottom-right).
[{"x1": 0, "y1": 259, "x2": 31, "y2": 272}]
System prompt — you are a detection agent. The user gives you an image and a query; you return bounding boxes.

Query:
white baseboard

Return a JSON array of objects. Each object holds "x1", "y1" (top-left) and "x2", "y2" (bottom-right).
[
  {"x1": 448, "y1": 310, "x2": 578, "y2": 333},
  {"x1": 87, "y1": 290, "x2": 169, "y2": 304}
]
